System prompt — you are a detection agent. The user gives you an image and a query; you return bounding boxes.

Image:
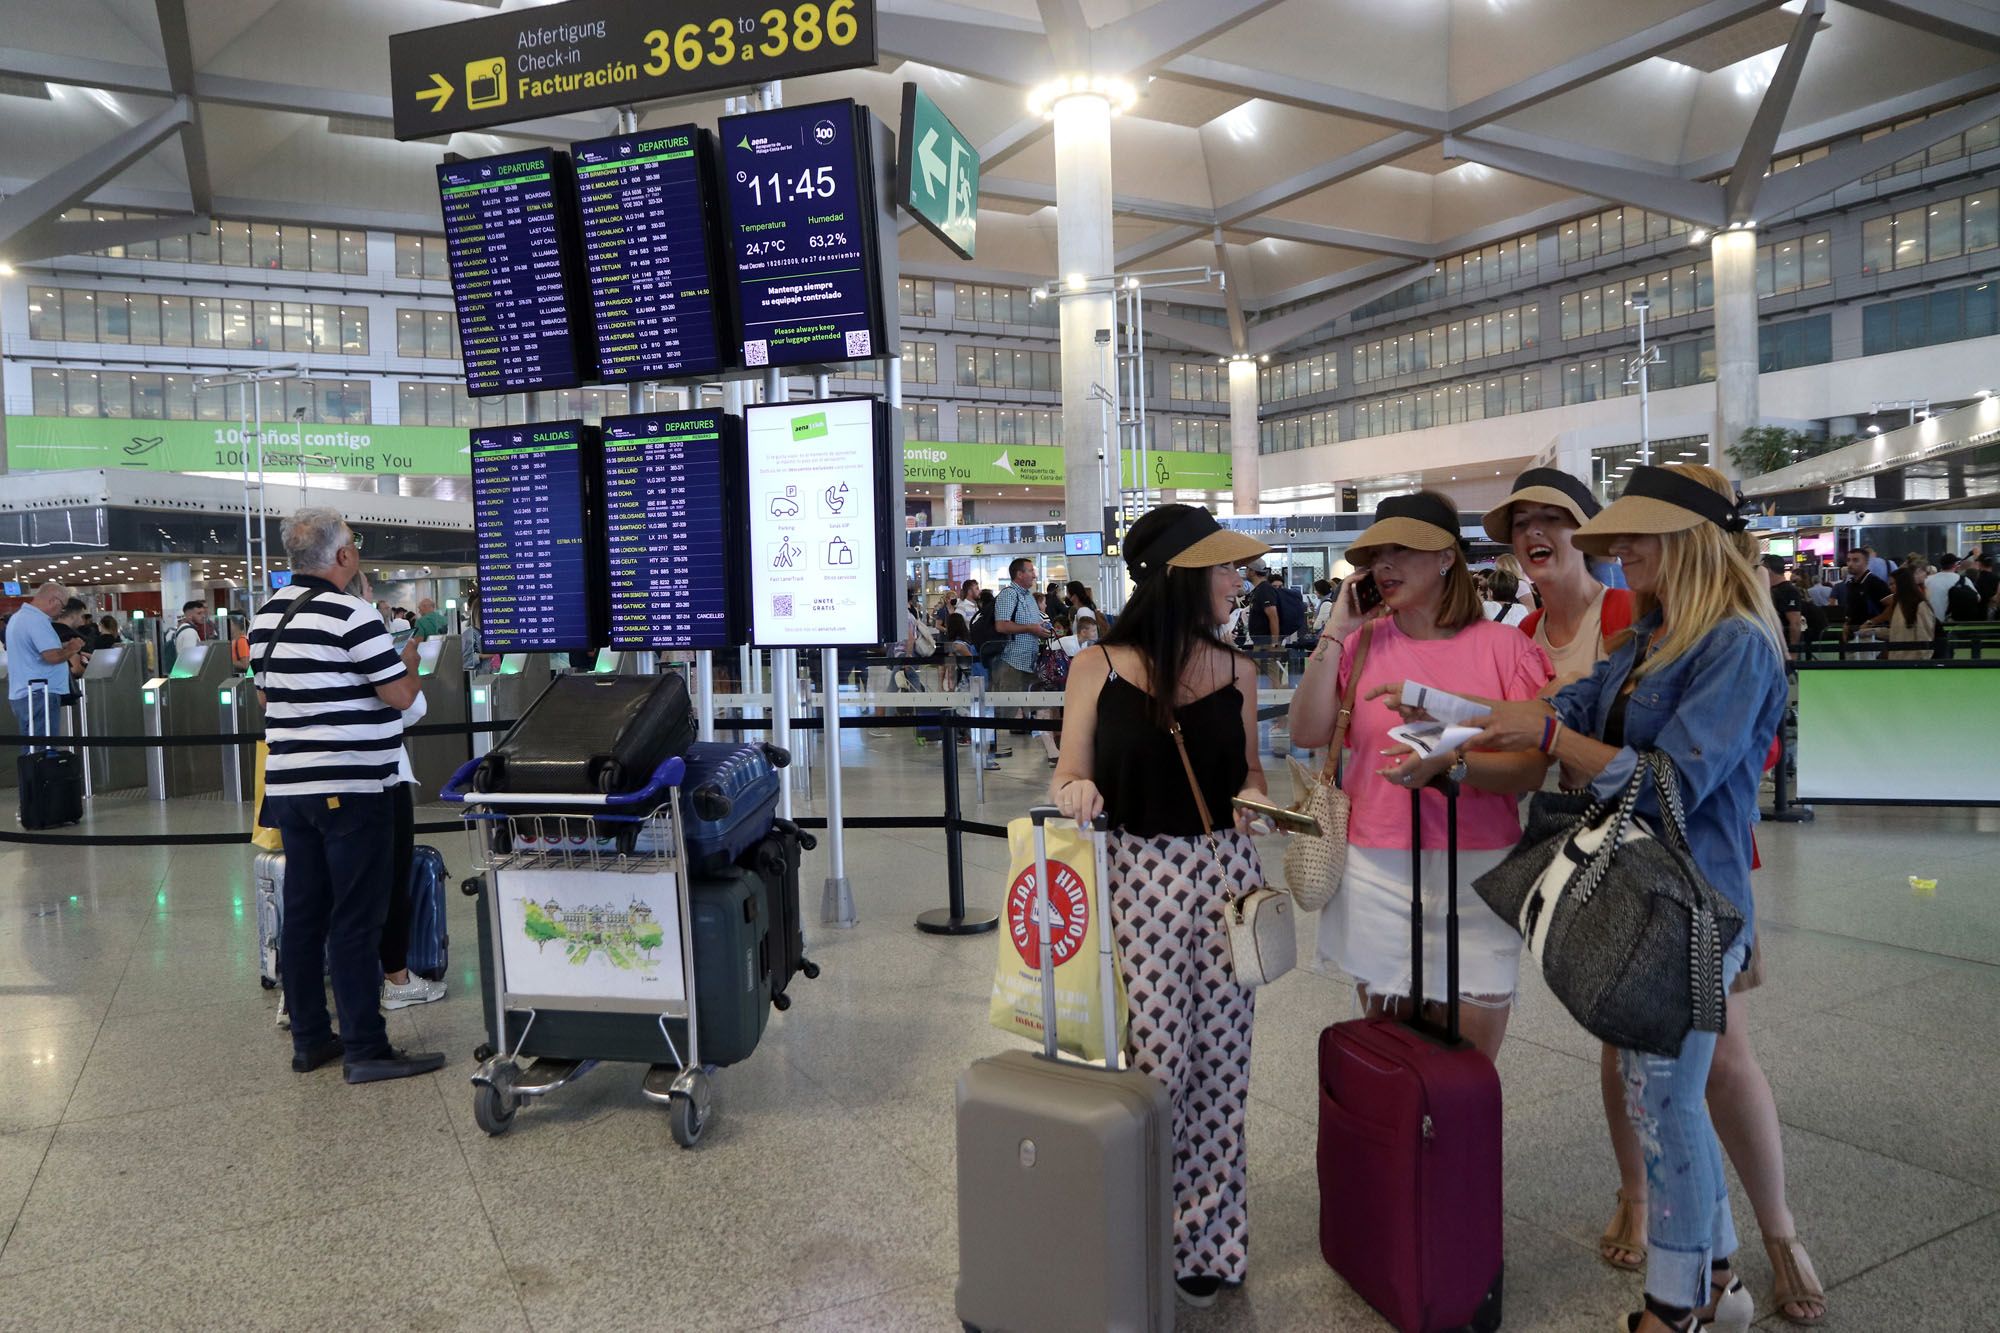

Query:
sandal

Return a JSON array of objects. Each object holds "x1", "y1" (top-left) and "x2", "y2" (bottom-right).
[
  {"x1": 1763, "y1": 1236, "x2": 1827, "y2": 1326},
  {"x1": 1598, "y1": 1188, "x2": 1647, "y2": 1271}
]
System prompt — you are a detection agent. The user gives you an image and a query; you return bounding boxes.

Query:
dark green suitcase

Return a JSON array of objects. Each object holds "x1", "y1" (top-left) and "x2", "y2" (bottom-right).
[{"x1": 475, "y1": 866, "x2": 772, "y2": 1068}]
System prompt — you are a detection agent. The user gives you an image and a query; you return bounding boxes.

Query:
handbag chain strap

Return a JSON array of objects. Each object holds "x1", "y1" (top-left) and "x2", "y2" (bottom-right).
[{"x1": 1313, "y1": 623, "x2": 1373, "y2": 790}]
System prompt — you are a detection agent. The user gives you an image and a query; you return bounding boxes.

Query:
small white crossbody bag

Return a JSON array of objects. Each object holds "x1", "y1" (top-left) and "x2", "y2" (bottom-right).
[{"x1": 1170, "y1": 722, "x2": 1295, "y2": 988}]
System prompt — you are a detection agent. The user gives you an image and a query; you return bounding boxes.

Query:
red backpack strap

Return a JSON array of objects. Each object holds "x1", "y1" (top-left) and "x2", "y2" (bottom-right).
[
  {"x1": 1599, "y1": 588, "x2": 1635, "y2": 637},
  {"x1": 1518, "y1": 607, "x2": 1543, "y2": 637}
]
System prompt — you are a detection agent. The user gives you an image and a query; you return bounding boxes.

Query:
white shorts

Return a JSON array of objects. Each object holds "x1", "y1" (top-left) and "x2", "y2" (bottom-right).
[{"x1": 1316, "y1": 843, "x2": 1522, "y2": 1005}]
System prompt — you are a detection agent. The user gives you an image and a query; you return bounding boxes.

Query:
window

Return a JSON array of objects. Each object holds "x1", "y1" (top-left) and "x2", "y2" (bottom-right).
[
  {"x1": 1758, "y1": 315, "x2": 1833, "y2": 372},
  {"x1": 1862, "y1": 282, "x2": 1999, "y2": 355},
  {"x1": 899, "y1": 278, "x2": 936, "y2": 318},
  {"x1": 1351, "y1": 302, "x2": 1539, "y2": 382},
  {"x1": 903, "y1": 403, "x2": 940, "y2": 441},
  {"x1": 1862, "y1": 188, "x2": 2000, "y2": 273},
  {"x1": 1258, "y1": 406, "x2": 1339, "y2": 454}
]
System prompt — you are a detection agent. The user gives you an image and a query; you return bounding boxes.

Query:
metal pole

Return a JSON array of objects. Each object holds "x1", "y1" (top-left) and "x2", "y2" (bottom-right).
[
  {"x1": 1135, "y1": 285, "x2": 1151, "y2": 511},
  {"x1": 1637, "y1": 300, "x2": 1652, "y2": 467},
  {"x1": 970, "y1": 672, "x2": 988, "y2": 805},
  {"x1": 915, "y1": 711, "x2": 998, "y2": 935},
  {"x1": 76, "y1": 679, "x2": 93, "y2": 801},
  {"x1": 770, "y1": 648, "x2": 793, "y2": 821},
  {"x1": 819, "y1": 646, "x2": 855, "y2": 927},
  {"x1": 695, "y1": 650, "x2": 715, "y2": 743}
]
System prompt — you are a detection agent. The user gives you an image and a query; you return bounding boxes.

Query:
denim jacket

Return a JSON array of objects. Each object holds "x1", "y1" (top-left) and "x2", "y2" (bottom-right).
[{"x1": 1550, "y1": 610, "x2": 1786, "y2": 936}]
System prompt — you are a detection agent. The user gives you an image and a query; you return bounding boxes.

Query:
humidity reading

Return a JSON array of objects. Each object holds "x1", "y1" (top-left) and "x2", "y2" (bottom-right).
[
  {"x1": 600, "y1": 412, "x2": 745, "y2": 650},
  {"x1": 437, "y1": 148, "x2": 592, "y2": 396},
  {"x1": 470, "y1": 422, "x2": 600, "y2": 653},
  {"x1": 719, "y1": 99, "x2": 884, "y2": 369},
  {"x1": 572, "y1": 127, "x2": 729, "y2": 382}
]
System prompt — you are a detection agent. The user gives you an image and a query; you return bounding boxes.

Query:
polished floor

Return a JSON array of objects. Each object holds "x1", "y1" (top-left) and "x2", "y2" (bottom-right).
[{"x1": 1, "y1": 731, "x2": 1996, "y2": 1331}]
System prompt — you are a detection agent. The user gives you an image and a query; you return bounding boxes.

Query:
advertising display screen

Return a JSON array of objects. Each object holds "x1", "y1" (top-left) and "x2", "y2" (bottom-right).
[
  {"x1": 718, "y1": 99, "x2": 883, "y2": 369},
  {"x1": 437, "y1": 148, "x2": 594, "y2": 396},
  {"x1": 744, "y1": 397, "x2": 894, "y2": 647},
  {"x1": 470, "y1": 421, "x2": 603, "y2": 652},
  {"x1": 572, "y1": 126, "x2": 730, "y2": 382},
  {"x1": 600, "y1": 411, "x2": 745, "y2": 650}
]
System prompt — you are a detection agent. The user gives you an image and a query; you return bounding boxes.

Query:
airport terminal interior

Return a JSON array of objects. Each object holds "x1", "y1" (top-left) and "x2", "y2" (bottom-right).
[{"x1": 3, "y1": 0, "x2": 2000, "y2": 1329}]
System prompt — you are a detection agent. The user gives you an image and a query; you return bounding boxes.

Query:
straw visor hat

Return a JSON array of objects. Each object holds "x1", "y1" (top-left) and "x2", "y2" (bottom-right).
[
  {"x1": 1571, "y1": 465, "x2": 1748, "y2": 557},
  {"x1": 1345, "y1": 492, "x2": 1461, "y2": 566},
  {"x1": 1123, "y1": 504, "x2": 1270, "y2": 582},
  {"x1": 1481, "y1": 467, "x2": 1601, "y2": 543}
]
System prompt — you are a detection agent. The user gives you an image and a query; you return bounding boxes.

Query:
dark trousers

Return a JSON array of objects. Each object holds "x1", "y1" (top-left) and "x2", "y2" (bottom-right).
[
  {"x1": 379, "y1": 784, "x2": 416, "y2": 975},
  {"x1": 266, "y1": 789, "x2": 395, "y2": 1061}
]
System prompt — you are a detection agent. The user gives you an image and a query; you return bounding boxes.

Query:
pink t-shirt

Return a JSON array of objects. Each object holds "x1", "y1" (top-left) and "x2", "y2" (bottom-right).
[{"x1": 1337, "y1": 617, "x2": 1554, "y2": 851}]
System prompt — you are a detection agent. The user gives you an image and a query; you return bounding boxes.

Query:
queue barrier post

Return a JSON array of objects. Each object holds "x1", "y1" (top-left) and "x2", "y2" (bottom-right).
[
  {"x1": 143, "y1": 678, "x2": 168, "y2": 802},
  {"x1": 819, "y1": 646, "x2": 856, "y2": 929},
  {"x1": 916, "y1": 711, "x2": 998, "y2": 937}
]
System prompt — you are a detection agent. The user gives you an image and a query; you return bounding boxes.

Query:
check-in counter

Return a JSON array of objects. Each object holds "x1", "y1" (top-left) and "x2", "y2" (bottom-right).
[
  {"x1": 80, "y1": 644, "x2": 146, "y2": 791},
  {"x1": 407, "y1": 636, "x2": 467, "y2": 803},
  {"x1": 161, "y1": 643, "x2": 237, "y2": 796}
]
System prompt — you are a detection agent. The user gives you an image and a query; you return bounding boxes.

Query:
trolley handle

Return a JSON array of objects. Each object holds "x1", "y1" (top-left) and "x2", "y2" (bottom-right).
[{"x1": 441, "y1": 755, "x2": 689, "y2": 812}]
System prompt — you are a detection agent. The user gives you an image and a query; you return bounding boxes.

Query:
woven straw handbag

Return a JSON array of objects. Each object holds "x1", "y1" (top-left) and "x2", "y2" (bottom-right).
[{"x1": 1281, "y1": 625, "x2": 1372, "y2": 911}]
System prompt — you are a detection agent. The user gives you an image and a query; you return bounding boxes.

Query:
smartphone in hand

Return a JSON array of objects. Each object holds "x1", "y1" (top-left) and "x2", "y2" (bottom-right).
[{"x1": 1351, "y1": 572, "x2": 1382, "y2": 613}]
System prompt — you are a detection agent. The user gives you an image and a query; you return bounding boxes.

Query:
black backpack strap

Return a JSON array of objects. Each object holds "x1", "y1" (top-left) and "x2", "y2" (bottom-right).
[{"x1": 254, "y1": 587, "x2": 324, "y2": 684}]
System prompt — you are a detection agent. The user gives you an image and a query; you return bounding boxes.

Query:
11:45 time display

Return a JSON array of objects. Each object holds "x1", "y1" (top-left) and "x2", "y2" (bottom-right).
[{"x1": 744, "y1": 166, "x2": 838, "y2": 207}]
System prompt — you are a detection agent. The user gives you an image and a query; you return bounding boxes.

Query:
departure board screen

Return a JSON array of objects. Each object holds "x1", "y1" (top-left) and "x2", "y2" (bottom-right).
[
  {"x1": 437, "y1": 148, "x2": 593, "y2": 397},
  {"x1": 572, "y1": 127, "x2": 729, "y2": 383},
  {"x1": 600, "y1": 411, "x2": 745, "y2": 650},
  {"x1": 469, "y1": 421, "x2": 602, "y2": 653},
  {"x1": 718, "y1": 99, "x2": 883, "y2": 369}
]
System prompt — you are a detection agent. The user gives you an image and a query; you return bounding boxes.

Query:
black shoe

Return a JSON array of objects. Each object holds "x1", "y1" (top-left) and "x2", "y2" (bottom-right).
[
  {"x1": 1175, "y1": 1276, "x2": 1223, "y2": 1308},
  {"x1": 290, "y1": 1036, "x2": 344, "y2": 1073},
  {"x1": 343, "y1": 1047, "x2": 447, "y2": 1084}
]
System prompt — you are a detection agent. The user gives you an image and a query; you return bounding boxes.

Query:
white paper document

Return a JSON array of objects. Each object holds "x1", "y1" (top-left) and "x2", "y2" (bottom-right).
[
  {"x1": 1399, "y1": 681, "x2": 1493, "y2": 727},
  {"x1": 1387, "y1": 721, "x2": 1484, "y2": 758}
]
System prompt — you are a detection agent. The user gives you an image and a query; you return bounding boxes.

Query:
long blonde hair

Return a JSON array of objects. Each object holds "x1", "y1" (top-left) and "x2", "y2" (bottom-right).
[{"x1": 1626, "y1": 464, "x2": 1786, "y2": 679}]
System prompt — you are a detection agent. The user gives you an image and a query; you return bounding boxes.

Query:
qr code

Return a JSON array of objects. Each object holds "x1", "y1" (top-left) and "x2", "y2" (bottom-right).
[
  {"x1": 844, "y1": 330, "x2": 872, "y2": 358},
  {"x1": 744, "y1": 339, "x2": 769, "y2": 366},
  {"x1": 773, "y1": 595, "x2": 794, "y2": 618}
]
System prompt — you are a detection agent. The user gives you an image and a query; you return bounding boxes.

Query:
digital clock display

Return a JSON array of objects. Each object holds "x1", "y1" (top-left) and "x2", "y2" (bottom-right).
[
  {"x1": 436, "y1": 148, "x2": 595, "y2": 397},
  {"x1": 600, "y1": 411, "x2": 746, "y2": 650},
  {"x1": 469, "y1": 421, "x2": 604, "y2": 653},
  {"x1": 571, "y1": 126, "x2": 730, "y2": 382},
  {"x1": 718, "y1": 98, "x2": 883, "y2": 369}
]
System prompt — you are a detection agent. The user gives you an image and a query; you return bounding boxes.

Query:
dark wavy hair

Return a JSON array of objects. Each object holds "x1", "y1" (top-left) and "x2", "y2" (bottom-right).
[{"x1": 1100, "y1": 565, "x2": 1242, "y2": 732}]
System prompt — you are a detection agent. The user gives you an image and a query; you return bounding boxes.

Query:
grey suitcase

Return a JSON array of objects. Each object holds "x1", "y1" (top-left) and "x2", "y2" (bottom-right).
[
  {"x1": 254, "y1": 849, "x2": 284, "y2": 989},
  {"x1": 955, "y1": 806, "x2": 1173, "y2": 1333}
]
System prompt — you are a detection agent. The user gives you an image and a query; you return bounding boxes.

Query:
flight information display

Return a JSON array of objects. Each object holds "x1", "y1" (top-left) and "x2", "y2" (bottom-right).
[
  {"x1": 469, "y1": 421, "x2": 603, "y2": 652},
  {"x1": 437, "y1": 148, "x2": 594, "y2": 397},
  {"x1": 718, "y1": 99, "x2": 883, "y2": 369},
  {"x1": 600, "y1": 412, "x2": 745, "y2": 650},
  {"x1": 572, "y1": 127, "x2": 730, "y2": 383}
]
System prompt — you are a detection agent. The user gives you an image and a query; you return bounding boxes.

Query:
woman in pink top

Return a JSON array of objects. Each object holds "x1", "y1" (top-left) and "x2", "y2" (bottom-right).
[{"x1": 1291, "y1": 492, "x2": 1552, "y2": 1058}]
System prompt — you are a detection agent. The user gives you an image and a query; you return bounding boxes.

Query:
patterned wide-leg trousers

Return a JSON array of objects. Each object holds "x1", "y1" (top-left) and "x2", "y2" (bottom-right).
[{"x1": 1107, "y1": 828, "x2": 1260, "y2": 1283}]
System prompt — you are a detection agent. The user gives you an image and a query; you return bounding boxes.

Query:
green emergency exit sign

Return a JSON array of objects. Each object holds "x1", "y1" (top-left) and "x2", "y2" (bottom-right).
[{"x1": 897, "y1": 82, "x2": 977, "y2": 260}]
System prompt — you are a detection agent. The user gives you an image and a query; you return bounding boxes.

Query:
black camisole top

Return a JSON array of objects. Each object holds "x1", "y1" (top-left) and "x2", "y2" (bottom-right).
[{"x1": 1091, "y1": 649, "x2": 1248, "y2": 838}]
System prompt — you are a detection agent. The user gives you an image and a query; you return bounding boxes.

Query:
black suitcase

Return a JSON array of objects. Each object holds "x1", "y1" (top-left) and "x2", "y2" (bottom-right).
[
  {"x1": 743, "y1": 819, "x2": 820, "y2": 1010},
  {"x1": 17, "y1": 683, "x2": 83, "y2": 830},
  {"x1": 475, "y1": 673, "x2": 695, "y2": 795}
]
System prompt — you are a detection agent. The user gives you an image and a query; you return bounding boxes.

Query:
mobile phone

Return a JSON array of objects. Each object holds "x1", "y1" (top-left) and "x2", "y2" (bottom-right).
[
  {"x1": 1351, "y1": 572, "x2": 1382, "y2": 612},
  {"x1": 1230, "y1": 795, "x2": 1322, "y2": 835}
]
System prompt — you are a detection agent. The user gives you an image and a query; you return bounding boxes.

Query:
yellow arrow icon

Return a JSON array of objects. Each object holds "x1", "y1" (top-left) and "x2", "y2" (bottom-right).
[{"x1": 417, "y1": 72, "x2": 453, "y2": 112}]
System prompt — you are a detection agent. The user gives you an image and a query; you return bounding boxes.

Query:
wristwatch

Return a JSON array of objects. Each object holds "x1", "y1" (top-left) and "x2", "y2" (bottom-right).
[{"x1": 1446, "y1": 753, "x2": 1470, "y2": 785}]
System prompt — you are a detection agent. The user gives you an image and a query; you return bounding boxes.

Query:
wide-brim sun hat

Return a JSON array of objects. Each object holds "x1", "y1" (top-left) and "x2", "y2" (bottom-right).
[
  {"x1": 1123, "y1": 503, "x2": 1270, "y2": 582},
  {"x1": 1573, "y1": 464, "x2": 1748, "y2": 557},
  {"x1": 1346, "y1": 492, "x2": 1461, "y2": 566},
  {"x1": 1481, "y1": 466, "x2": 1601, "y2": 543}
]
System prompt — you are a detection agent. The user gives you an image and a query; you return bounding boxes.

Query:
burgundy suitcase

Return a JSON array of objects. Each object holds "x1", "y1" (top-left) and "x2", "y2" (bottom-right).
[{"x1": 1318, "y1": 780, "x2": 1503, "y2": 1333}]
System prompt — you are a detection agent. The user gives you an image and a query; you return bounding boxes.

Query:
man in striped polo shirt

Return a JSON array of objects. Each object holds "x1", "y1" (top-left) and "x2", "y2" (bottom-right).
[{"x1": 252, "y1": 508, "x2": 444, "y2": 1084}]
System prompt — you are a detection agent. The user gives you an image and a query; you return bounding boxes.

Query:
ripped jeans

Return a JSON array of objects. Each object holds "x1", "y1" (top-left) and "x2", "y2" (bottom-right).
[{"x1": 1619, "y1": 935, "x2": 1752, "y2": 1309}]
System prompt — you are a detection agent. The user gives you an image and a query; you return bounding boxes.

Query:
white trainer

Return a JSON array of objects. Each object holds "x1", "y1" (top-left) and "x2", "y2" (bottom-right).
[
  {"x1": 382, "y1": 975, "x2": 446, "y2": 1010},
  {"x1": 275, "y1": 992, "x2": 290, "y2": 1030}
]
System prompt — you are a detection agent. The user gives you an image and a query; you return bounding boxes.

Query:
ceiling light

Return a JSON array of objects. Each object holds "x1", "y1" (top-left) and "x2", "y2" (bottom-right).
[{"x1": 1026, "y1": 74, "x2": 1137, "y2": 119}]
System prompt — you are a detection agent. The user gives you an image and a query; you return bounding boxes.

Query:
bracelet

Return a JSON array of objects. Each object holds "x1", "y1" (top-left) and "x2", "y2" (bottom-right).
[{"x1": 1539, "y1": 717, "x2": 1564, "y2": 755}]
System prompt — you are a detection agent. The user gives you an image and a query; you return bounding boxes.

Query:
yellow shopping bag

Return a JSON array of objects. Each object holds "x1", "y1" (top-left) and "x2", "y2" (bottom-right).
[
  {"x1": 988, "y1": 816, "x2": 1128, "y2": 1062},
  {"x1": 250, "y1": 741, "x2": 283, "y2": 852}
]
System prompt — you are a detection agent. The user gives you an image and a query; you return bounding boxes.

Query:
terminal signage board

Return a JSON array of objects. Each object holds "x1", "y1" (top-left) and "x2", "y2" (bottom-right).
[
  {"x1": 390, "y1": 0, "x2": 879, "y2": 140},
  {"x1": 744, "y1": 397, "x2": 895, "y2": 647},
  {"x1": 718, "y1": 99, "x2": 884, "y2": 369},
  {"x1": 572, "y1": 126, "x2": 730, "y2": 382},
  {"x1": 437, "y1": 148, "x2": 596, "y2": 397},
  {"x1": 600, "y1": 411, "x2": 747, "y2": 650},
  {"x1": 896, "y1": 82, "x2": 978, "y2": 260},
  {"x1": 470, "y1": 421, "x2": 605, "y2": 652}
]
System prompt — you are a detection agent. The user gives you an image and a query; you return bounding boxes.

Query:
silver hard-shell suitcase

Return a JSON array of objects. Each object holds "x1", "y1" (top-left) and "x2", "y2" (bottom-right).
[
  {"x1": 955, "y1": 806, "x2": 1173, "y2": 1333},
  {"x1": 254, "y1": 849, "x2": 284, "y2": 989}
]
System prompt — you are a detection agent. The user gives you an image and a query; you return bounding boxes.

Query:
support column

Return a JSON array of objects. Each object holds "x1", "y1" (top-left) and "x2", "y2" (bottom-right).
[
  {"x1": 1228, "y1": 356, "x2": 1260, "y2": 516},
  {"x1": 161, "y1": 559, "x2": 193, "y2": 624},
  {"x1": 1053, "y1": 91, "x2": 1114, "y2": 590},
  {"x1": 1711, "y1": 229, "x2": 1759, "y2": 480}
]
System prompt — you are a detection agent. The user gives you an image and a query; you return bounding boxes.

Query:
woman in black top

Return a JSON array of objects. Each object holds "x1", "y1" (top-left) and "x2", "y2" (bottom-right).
[{"x1": 1051, "y1": 504, "x2": 1273, "y2": 1310}]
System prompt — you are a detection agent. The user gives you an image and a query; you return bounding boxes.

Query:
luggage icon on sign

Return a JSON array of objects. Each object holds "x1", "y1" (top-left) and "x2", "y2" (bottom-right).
[
  {"x1": 826, "y1": 537, "x2": 854, "y2": 567},
  {"x1": 773, "y1": 537, "x2": 803, "y2": 569}
]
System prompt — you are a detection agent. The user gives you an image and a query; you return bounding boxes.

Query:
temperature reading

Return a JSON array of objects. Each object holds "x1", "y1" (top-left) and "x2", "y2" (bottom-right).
[{"x1": 744, "y1": 239, "x2": 786, "y2": 256}]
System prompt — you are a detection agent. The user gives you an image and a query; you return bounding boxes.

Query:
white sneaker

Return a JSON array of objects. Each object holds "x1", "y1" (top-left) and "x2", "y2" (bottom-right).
[
  {"x1": 275, "y1": 992, "x2": 290, "y2": 1031},
  {"x1": 382, "y1": 975, "x2": 446, "y2": 1009}
]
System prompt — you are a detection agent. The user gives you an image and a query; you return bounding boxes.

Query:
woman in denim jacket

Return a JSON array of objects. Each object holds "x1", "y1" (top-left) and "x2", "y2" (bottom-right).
[{"x1": 1463, "y1": 465, "x2": 1788, "y2": 1333}]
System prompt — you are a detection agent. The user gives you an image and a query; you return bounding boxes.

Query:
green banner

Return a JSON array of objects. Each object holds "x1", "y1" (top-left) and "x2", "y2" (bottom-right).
[
  {"x1": 1121, "y1": 449, "x2": 1234, "y2": 492},
  {"x1": 902, "y1": 439, "x2": 1064, "y2": 486},
  {"x1": 4, "y1": 415, "x2": 472, "y2": 476}
]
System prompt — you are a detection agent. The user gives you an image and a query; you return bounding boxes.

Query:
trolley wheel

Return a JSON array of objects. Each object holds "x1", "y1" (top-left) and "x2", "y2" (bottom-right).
[
  {"x1": 473, "y1": 1043, "x2": 495, "y2": 1063},
  {"x1": 473, "y1": 1081, "x2": 517, "y2": 1136},
  {"x1": 801, "y1": 960, "x2": 822, "y2": 980},
  {"x1": 772, "y1": 992, "x2": 791, "y2": 1013},
  {"x1": 669, "y1": 1092, "x2": 706, "y2": 1147},
  {"x1": 260, "y1": 977, "x2": 277, "y2": 991}
]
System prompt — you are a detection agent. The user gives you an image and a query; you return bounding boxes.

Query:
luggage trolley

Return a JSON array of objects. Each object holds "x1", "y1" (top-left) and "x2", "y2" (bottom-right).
[{"x1": 443, "y1": 755, "x2": 722, "y2": 1146}]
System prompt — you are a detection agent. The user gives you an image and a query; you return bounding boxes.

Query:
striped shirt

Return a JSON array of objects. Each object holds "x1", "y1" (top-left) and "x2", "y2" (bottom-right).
[{"x1": 249, "y1": 576, "x2": 409, "y2": 796}]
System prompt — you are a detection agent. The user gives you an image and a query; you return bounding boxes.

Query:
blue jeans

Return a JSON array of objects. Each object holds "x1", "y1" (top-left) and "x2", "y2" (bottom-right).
[
  {"x1": 1620, "y1": 936, "x2": 1752, "y2": 1308},
  {"x1": 265, "y1": 790, "x2": 395, "y2": 1062}
]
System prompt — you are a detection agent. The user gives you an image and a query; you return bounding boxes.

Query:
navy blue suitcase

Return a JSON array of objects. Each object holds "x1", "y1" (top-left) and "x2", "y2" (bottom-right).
[
  {"x1": 405, "y1": 844, "x2": 450, "y2": 982},
  {"x1": 680, "y1": 741, "x2": 785, "y2": 872}
]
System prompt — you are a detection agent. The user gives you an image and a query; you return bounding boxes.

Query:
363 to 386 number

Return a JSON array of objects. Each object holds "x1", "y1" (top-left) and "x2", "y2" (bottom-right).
[{"x1": 643, "y1": 0, "x2": 859, "y2": 74}]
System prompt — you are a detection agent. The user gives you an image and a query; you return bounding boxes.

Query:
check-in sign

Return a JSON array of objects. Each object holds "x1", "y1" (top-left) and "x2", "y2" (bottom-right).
[
  {"x1": 389, "y1": 0, "x2": 878, "y2": 140},
  {"x1": 896, "y1": 82, "x2": 978, "y2": 260}
]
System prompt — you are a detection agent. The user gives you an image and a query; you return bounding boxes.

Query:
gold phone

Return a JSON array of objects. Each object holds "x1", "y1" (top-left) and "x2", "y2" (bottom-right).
[{"x1": 1230, "y1": 796, "x2": 1321, "y2": 835}]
